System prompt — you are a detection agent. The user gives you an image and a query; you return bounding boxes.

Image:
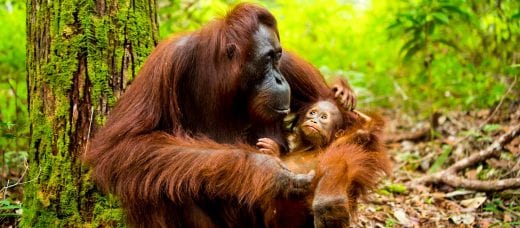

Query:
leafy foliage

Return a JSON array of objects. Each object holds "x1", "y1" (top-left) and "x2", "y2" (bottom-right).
[
  {"x1": 1, "y1": 0, "x2": 28, "y2": 184},
  {"x1": 387, "y1": 0, "x2": 518, "y2": 113},
  {"x1": 1, "y1": 2, "x2": 28, "y2": 226},
  {"x1": 388, "y1": 0, "x2": 470, "y2": 61}
]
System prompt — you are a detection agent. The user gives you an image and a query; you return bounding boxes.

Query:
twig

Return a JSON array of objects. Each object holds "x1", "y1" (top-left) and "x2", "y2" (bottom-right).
[
  {"x1": 393, "y1": 81, "x2": 408, "y2": 101},
  {"x1": 84, "y1": 108, "x2": 94, "y2": 156},
  {"x1": 447, "y1": 124, "x2": 519, "y2": 172},
  {"x1": 498, "y1": 202, "x2": 520, "y2": 218},
  {"x1": 436, "y1": 174, "x2": 520, "y2": 191},
  {"x1": 502, "y1": 159, "x2": 520, "y2": 178},
  {"x1": 477, "y1": 75, "x2": 517, "y2": 129},
  {"x1": 1, "y1": 160, "x2": 40, "y2": 199},
  {"x1": 487, "y1": 158, "x2": 517, "y2": 170},
  {"x1": 412, "y1": 124, "x2": 520, "y2": 191},
  {"x1": 6, "y1": 78, "x2": 19, "y2": 102},
  {"x1": 385, "y1": 127, "x2": 431, "y2": 143},
  {"x1": 446, "y1": 115, "x2": 465, "y2": 129},
  {"x1": 7, "y1": 78, "x2": 21, "y2": 159}
]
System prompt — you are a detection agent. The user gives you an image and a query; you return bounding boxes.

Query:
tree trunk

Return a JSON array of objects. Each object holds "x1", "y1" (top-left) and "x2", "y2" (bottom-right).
[{"x1": 24, "y1": 0, "x2": 158, "y2": 225}]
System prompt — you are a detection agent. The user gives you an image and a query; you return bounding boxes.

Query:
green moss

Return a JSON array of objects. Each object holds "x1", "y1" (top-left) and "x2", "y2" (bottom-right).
[
  {"x1": 36, "y1": 191, "x2": 51, "y2": 208},
  {"x1": 23, "y1": 0, "x2": 157, "y2": 226},
  {"x1": 91, "y1": 193, "x2": 125, "y2": 227}
]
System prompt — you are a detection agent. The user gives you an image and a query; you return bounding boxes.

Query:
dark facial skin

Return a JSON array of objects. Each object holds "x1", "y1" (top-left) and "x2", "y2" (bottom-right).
[
  {"x1": 300, "y1": 101, "x2": 342, "y2": 147},
  {"x1": 246, "y1": 24, "x2": 291, "y2": 122}
]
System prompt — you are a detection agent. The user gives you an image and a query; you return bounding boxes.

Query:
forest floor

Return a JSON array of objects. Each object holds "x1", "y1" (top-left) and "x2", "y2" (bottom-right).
[
  {"x1": 1, "y1": 104, "x2": 519, "y2": 227},
  {"x1": 356, "y1": 102, "x2": 520, "y2": 227}
]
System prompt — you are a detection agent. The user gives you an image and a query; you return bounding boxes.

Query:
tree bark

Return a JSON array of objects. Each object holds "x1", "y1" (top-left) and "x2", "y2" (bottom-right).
[{"x1": 24, "y1": 0, "x2": 158, "y2": 225}]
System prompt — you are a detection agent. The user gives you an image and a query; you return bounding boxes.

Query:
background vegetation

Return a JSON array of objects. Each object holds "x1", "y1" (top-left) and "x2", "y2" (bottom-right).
[{"x1": 1, "y1": 0, "x2": 518, "y2": 226}]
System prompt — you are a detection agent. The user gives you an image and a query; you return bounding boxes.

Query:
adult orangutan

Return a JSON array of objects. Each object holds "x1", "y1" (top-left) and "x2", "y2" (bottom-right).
[{"x1": 85, "y1": 3, "x2": 388, "y2": 227}]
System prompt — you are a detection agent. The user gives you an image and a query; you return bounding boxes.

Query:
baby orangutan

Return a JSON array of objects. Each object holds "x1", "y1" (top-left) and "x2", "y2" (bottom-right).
[
  {"x1": 257, "y1": 100, "x2": 345, "y2": 173},
  {"x1": 257, "y1": 99, "x2": 345, "y2": 227},
  {"x1": 258, "y1": 100, "x2": 387, "y2": 227}
]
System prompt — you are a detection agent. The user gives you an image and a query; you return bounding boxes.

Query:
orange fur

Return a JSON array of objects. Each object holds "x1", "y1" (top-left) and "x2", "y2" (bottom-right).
[
  {"x1": 84, "y1": 3, "x2": 348, "y2": 227},
  {"x1": 266, "y1": 113, "x2": 391, "y2": 227},
  {"x1": 82, "y1": 2, "x2": 392, "y2": 226}
]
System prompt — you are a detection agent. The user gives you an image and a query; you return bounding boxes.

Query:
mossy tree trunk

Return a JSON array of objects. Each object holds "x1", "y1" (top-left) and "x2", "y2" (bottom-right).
[{"x1": 24, "y1": 0, "x2": 158, "y2": 225}]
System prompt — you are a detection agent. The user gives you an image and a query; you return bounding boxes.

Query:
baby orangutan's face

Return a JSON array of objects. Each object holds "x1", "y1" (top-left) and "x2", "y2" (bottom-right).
[{"x1": 300, "y1": 101, "x2": 342, "y2": 147}]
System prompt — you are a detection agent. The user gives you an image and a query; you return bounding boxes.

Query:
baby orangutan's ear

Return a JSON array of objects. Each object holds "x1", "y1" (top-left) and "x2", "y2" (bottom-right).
[{"x1": 335, "y1": 129, "x2": 345, "y2": 138}]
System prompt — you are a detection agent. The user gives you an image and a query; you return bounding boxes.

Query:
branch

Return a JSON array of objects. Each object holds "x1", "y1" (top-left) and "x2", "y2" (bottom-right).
[
  {"x1": 385, "y1": 127, "x2": 430, "y2": 143},
  {"x1": 447, "y1": 124, "x2": 520, "y2": 173},
  {"x1": 1, "y1": 160, "x2": 41, "y2": 199},
  {"x1": 440, "y1": 174, "x2": 520, "y2": 191},
  {"x1": 412, "y1": 124, "x2": 520, "y2": 191}
]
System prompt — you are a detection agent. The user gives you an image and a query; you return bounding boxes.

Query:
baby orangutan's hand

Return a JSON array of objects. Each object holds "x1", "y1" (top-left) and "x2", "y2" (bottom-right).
[
  {"x1": 256, "y1": 138, "x2": 281, "y2": 157},
  {"x1": 331, "y1": 78, "x2": 356, "y2": 111}
]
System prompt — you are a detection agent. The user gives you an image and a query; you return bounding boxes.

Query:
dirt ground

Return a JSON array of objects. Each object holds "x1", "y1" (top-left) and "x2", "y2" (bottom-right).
[{"x1": 356, "y1": 104, "x2": 520, "y2": 227}]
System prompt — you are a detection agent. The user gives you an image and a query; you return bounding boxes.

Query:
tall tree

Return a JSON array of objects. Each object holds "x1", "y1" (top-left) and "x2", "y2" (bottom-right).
[{"x1": 24, "y1": 0, "x2": 158, "y2": 225}]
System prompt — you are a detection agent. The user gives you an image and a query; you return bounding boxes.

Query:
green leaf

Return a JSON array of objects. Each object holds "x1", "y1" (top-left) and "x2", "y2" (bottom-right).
[
  {"x1": 0, "y1": 205, "x2": 22, "y2": 210},
  {"x1": 461, "y1": 130, "x2": 481, "y2": 138},
  {"x1": 399, "y1": 38, "x2": 420, "y2": 54},
  {"x1": 384, "y1": 183, "x2": 408, "y2": 194},
  {"x1": 426, "y1": 14, "x2": 434, "y2": 22},
  {"x1": 2, "y1": 133, "x2": 15, "y2": 139},
  {"x1": 511, "y1": 12, "x2": 520, "y2": 20},
  {"x1": 428, "y1": 145, "x2": 452, "y2": 174},
  {"x1": 432, "y1": 12, "x2": 449, "y2": 24},
  {"x1": 403, "y1": 41, "x2": 425, "y2": 60},
  {"x1": 385, "y1": 218, "x2": 397, "y2": 227},
  {"x1": 438, "y1": 4, "x2": 470, "y2": 19},
  {"x1": 0, "y1": 213, "x2": 20, "y2": 217},
  {"x1": 426, "y1": 21, "x2": 435, "y2": 35},
  {"x1": 483, "y1": 124, "x2": 501, "y2": 133},
  {"x1": 403, "y1": 25, "x2": 421, "y2": 36},
  {"x1": 483, "y1": 199, "x2": 503, "y2": 212},
  {"x1": 0, "y1": 200, "x2": 11, "y2": 206},
  {"x1": 0, "y1": 122, "x2": 15, "y2": 129},
  {"x1": 387, "y1": 20, "x2": 403, "y2": 30},
  {"x1": 403, "y1": 14, "x2": 422, "y2": 27},
  {"x1": 377, "y1": 189, "x2": 391, "y2": 196},
  {"x1": 434, "y1": 38, "x2": 460, "y2": 51}
]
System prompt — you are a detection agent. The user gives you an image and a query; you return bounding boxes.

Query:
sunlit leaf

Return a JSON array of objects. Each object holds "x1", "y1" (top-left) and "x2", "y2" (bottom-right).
[
  {"x1": 432, "y1": 12, "x2": 449, "y2": 24},
  {"x1": 384, "y1": 183, "x2": 408, "y2": 194},
  {"x1": 438, "y1": 4, "x2": 470, "y2": 19},
  {"x1": 511, "y1": 12, "x2": 520, "y2": 20},
  {"x1": 426, "y1": 21, "x2": 435, "y2": 34},
  {"x1": 2, "y1": 133, "x2": 15, "y2": 139},
  {"x1": 399, "y1": 38, "x2": 421, "y2": 54},
  {"x1": 387, "y1": 21, "x2": 403, "y2": 30},
  {"x1": 403, "y1": 41, "x2": 425, "y2": 60},
  {"x1": 483, "y1": 124, "x2": 501, "y2": 133},
  {"x1": 428, "y1": 145, "x2": 452, "y2": 174}
]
